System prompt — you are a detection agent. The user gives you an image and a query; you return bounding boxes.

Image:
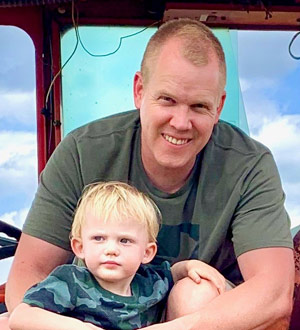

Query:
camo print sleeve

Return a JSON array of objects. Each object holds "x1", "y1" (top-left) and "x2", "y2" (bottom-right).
[{"x1": 23, "y1": 265, "x2": 79, "y2": 313}]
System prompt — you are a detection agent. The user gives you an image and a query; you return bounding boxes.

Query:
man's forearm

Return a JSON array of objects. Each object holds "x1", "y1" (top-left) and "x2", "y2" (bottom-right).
[
  {"x1": 9, "y1": 303, "x2": 97, "y2": 330},
  {"x1": 177, "y1": 277, "x2": 292, "y2": 330},
  {"x1": 144, "y1": 271, "x2": 293, "y2": 330},
  {"x1": 5, "y1": 233, "x2": 72, "y2": 311}
]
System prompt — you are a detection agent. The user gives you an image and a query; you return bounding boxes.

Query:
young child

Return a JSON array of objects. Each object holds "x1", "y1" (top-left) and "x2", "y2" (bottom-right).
[{"x1": 9, "y1": 181, "x2": 226, "y2": 330}]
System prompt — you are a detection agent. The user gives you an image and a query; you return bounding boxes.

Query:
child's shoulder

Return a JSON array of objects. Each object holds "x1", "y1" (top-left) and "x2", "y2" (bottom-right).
[
  {"x1": 49, "y1": 264, "x2": 93, "y2": 281},
  {"x1": 137, "y1": 261, "x2": 172, "y2": 282}
]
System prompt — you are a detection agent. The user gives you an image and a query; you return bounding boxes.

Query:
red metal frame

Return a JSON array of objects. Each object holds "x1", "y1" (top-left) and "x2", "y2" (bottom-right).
[
  {"x1": 51, "y1": 20, "x2": 63, "y2": 151},
  {"x1": 0, "y1": 7, "x2": 46, "y2": 175}
]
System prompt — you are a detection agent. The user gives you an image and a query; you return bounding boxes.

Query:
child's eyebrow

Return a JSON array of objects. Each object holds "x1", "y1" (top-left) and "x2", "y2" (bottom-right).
[{"x1": 117, "y1": 233, "x2": 137, "y2": 240}]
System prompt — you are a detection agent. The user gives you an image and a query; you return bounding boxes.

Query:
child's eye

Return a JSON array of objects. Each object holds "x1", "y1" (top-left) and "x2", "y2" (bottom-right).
[
  {"x1": 120, "y1": 238, "x2": 131, "y2": 244},
  {"x1": 93, "y1": 236, "x2": 104, "y2": 241}
]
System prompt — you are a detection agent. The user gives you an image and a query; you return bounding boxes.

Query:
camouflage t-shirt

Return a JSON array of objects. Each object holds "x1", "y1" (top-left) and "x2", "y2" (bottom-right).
[{"x1": 23, "y1": 262, "x2": 173, "y2": 329}]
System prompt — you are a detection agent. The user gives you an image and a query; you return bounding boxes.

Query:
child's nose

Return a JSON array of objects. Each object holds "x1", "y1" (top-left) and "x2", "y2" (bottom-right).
[{"x1": 104, "y1": 241, "x2": 119, "y2": 256}]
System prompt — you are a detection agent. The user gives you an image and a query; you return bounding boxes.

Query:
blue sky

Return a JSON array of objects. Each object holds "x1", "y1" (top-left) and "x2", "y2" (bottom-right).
[{"x1": 0, "y1": 25, "x2": 300, "y2": 283}]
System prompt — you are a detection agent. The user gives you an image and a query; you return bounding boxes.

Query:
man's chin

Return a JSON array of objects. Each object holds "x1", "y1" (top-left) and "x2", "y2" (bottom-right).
[{"x1": 156, "y1": 155, "x2": 196, "y2": 171}]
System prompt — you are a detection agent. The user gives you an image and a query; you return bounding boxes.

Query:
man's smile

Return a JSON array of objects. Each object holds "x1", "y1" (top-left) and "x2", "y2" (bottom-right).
[{"x1": 162, "y1": 133, "x2": 190, "y2": 146}]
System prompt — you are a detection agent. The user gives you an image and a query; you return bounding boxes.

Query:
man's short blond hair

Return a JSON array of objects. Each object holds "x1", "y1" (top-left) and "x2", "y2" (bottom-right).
[
  {"x1": 141, "y1": 18, "x2": 226, "y2": 89},
  {"x1": 71, "y1": 181, "x2": 161, "y2": 242}
]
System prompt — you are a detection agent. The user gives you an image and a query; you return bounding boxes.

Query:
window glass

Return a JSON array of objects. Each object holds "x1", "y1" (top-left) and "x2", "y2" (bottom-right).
[
  {"x1": 61, "y1": 26, "x2": 247, "y2": 135},
  {"x1": 0, "y1": 26, "x2": 37, "y2": 284},
  {"x1": 61, "y1": 26, "x2": 157, "y2": 136},
  {"x1": 238, "y1": 30, "x2": 300, "y2": 234}
]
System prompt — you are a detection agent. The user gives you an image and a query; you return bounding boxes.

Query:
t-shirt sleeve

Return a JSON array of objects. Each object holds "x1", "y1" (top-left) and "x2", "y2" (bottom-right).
[
  {"x1": 23, "y1": 266, "x2": 76, "y2": 313},
  {"x1": 232, "y1": 151, "x2": 293, "y2": 257},
  {"x1": 22, "y1": 133, "x2": 84, "y2": 251},
  {"x1": 152, "y1": 261, "x2": 174, "y2": 290}
]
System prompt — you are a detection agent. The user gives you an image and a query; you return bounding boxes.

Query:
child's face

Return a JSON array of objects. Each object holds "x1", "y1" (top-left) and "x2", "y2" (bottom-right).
[{"x1": 71, "y1": 208, "x2": 157, "y2": 295}]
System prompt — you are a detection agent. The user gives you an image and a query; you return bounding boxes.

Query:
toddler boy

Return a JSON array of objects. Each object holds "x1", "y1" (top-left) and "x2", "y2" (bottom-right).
[{"x1": 10, "y1": 181, "x2": 226, "y2": 330}]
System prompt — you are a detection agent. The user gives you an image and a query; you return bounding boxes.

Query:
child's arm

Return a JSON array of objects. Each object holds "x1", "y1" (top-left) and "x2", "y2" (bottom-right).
[
  {"x1": 170, "y1": 259, "x2": 226, "y2": 294},
  {"x1": 9, "y1": 303, "x2": 104, "y2": 330}
]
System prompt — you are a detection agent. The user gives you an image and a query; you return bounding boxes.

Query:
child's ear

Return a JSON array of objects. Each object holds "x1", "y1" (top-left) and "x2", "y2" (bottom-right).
[
  {"x1": 71, "y1": 237, "x2": 85, "y2": 260},
  {"x1": 142, "y1": 242, "x2": 157, "y2": 264}
]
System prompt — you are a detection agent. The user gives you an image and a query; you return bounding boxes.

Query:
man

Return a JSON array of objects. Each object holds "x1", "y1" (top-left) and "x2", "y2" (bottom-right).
[{"x1": 5, "y1": 18, "x2": 294, "y2": 329}]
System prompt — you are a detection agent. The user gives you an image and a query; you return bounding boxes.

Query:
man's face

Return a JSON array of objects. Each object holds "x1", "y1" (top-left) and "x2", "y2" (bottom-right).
[
  {"x1": 134, "y1": 38, "x2": 226, "y2": 176},
  {"x1": 71, "y1": 209, "x2": 156, "y2": 296}
]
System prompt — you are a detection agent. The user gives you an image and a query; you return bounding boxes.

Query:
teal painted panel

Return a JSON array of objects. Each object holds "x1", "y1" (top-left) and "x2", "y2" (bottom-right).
[
  {"x1": 61, "y1": 26, "x2": 248, "y2": 136},
  {"x1": 215, "y1": 29, "x2": 249, "y2": 134},
  {"x1": 292, "y1": 224, "x2": 300, "y2": 238},
  {"x1": 61, "y1": 26, "x2": 157, "y2": 136}
]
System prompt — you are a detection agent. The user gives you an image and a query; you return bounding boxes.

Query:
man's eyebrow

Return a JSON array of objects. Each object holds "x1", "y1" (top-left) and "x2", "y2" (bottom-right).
[{"x1": 155, "y1": 89, "x2": 175, "y2": 97}]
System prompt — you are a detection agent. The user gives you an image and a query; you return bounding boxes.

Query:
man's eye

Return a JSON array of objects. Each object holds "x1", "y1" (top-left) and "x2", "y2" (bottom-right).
[
  {"x1": 192, "y1": 104, "x2": 205, "y2": 110},
  {"x1": 191, "y1": 103, "x2": 210, "y2": 113},
  {"x1": 160, "y1": 96, "x2": 175, "y2": 104}
]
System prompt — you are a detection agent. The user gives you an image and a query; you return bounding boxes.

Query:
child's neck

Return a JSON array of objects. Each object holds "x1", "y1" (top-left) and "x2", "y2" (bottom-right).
[{"x1": 96, "y1": 278, "x2": 133, "y2": 296}]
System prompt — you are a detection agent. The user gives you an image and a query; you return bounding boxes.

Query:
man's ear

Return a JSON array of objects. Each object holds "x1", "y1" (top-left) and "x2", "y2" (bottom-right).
[
  {"x1": 142, "y1": 242, "x2": 157, "y2": 264},
  {"x1": 214, "y1": 90, "x2": 226, "y2": 124},
  {"x1": 71, "y1": 237, "x2": 85, "y2": 260},
  {"x1": 133, "y1": 71, "x2": 144, "y2": 110}
]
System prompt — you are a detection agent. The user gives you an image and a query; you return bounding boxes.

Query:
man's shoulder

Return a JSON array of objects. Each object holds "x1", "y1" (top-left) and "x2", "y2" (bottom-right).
[
  {"x1": 211, "y1": 120, "x2": 269, "y2": 156},
  {"x1": 69, "y1": 110, "x2": 140, "y2": 141}
]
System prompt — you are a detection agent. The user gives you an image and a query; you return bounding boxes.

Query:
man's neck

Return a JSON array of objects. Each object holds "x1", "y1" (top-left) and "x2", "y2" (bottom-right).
[{"x1": 144, "y1": 163, "x2": 194, "y2": 194}]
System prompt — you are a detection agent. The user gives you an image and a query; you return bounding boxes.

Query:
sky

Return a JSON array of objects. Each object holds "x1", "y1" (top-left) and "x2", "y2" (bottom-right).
[{"x1": 0, "y1": 25, "x2": 300, "y2": 284}]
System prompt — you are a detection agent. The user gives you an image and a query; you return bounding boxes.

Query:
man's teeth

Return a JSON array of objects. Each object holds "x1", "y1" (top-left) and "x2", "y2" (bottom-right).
[{"x1": 164, "y1": 134, "x2": 188, "y2": 145}]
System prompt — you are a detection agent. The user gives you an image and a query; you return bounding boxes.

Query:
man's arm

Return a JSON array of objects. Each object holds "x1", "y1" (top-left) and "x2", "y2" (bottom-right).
[
  {"x1": 5, "y1": 233, "x2": 73, "y2": 312},
  {"x1": 144, "y1": 247, "x2": 295, "y2": 330},
  {"x1": 9, "y1": 303, "x2": 103, "y2": 330}
]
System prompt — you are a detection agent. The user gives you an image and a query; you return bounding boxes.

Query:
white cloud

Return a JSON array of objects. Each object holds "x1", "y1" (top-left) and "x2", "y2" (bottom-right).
[
  {"x1": 246, "y1": 109, "x2": 300, "y2": 230},
  {"x1": 0, "y1": 208, "x2": 27, "y2": 285},
  {"x1": 239, "y1": 31, "x2": 300, "y2": 231},
  {"x1": 252, "y1": 115, "x2": 300, "y2": 151},
  {"x1": 0, "y1": 208, "x2": 28, "y2": 230},
  {"x1": 285, "y1": 203, "x2": 300, "y2": 230},
  {"x1": 0, "y1": 130, "x2": 37, "y2": 219},
  {"x1": 242, "y1": 93, "x2": 282, "y2": 135},
  {"x1": 238, "y1": 31, "x2": 299, "y2": 80},
  {"x1": 0, "y1": 257, "x2": 13, "y2": 285},
  {"x1": 0, "y1": 90, "x2": 36, "y2": 126},
  {"x1": 239, "y1": 77, "x2": 278, "y2": 93},
  {"x1": 0, "y1": 130, "x2": 36, "y2": 166}
]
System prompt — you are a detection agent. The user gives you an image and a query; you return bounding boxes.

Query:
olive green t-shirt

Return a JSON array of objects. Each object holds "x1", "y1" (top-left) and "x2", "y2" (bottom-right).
[{"x1": 23, "y1": 110, "x2": 293, "y2": 284}]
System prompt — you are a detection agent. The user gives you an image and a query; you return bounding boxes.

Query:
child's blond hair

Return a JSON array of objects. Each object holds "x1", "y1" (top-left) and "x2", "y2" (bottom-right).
[{"x1": 71, "y1": 181, "x2": 161, "y2": 242}]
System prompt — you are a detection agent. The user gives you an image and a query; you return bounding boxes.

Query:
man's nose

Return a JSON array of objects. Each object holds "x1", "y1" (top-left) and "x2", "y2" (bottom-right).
[
  {"x1": 169, "y1": 105, "x2": 192, "y2": 131},
  {"x1": 104, "y1": 241, "x2": 119, "y2": 256}
]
